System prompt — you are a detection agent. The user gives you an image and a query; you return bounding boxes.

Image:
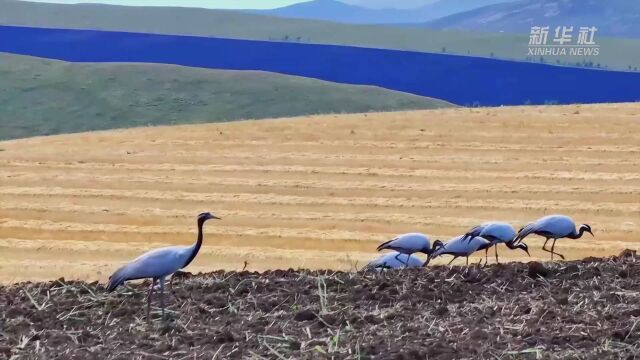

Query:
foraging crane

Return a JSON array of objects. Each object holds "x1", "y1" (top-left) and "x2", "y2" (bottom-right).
[
  {"x1": 376, "y1": 233, "x2": 443, "y2": 267},
  {"x1": 463, "y1": 221, "x2": 529, "y2": 263},
  {"x1": 514, "y1": 214, "x2": 593, "y2": 261},
  {"x1": 431, "y1": 235, "x2": 491, "y2": 265},
  {"x1": 362, "y1": 251, "x2": 424, "y2": 271},
  {"x1": 106, "y1": 212, "x2": 220, "y2": 318}
]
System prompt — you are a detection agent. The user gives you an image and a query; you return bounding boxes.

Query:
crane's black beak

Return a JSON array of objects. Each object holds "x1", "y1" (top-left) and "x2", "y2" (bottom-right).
[
  {"x1": 212, "y1": 215, "x2": 221, "y2": 220},
  {"x1": 521, "y1": 243, "x2": 530, "y2": 256},
  {"x1": 423, "y1": 255, "x2": 432, "y2": 267},
  {"x1": 588, "y1": 230, "x2": 594, "y2": 237}
]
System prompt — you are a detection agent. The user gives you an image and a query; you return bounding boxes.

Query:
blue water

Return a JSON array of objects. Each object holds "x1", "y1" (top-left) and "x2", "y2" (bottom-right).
[{"x1": 1, "y1": 25, "x2": 639, "y2": 106}]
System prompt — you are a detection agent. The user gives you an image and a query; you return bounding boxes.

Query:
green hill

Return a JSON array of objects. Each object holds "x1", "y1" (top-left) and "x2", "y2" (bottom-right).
[
  {"x1": 1, "y1": 0, "x2": 639, "y2": 71},
  {"x1": 0, "y1": 53, "x2": 453, "y2": 140}
]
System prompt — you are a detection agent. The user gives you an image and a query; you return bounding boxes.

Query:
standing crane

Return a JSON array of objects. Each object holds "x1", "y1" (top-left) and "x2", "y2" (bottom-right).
[
  {"x1": 514, "y1": 214, "x2": 593, "y2": 261},
  {"x1": 463, "y1": 221, "x2": 529, "y2": 263},
  {"x1": 431, "y1": 235, "x2": 491, "y2": 265},
  {"x1": 106, "y1": 212, "x2": 220, "y2": 319}
]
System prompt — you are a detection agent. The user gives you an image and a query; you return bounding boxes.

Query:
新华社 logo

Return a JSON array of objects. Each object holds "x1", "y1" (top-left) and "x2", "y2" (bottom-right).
[{"x1": 528, "y1": 26, "x2": 600, "y2": 56}]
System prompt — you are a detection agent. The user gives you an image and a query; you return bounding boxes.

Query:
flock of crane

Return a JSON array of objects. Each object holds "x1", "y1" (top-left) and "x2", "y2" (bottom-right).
[
  {"x1": 106, "y1": 212, "x2": 592, "y2": 318},
  {"x1": 364, "y1": 214, "x2": 593, "y2": 271}
]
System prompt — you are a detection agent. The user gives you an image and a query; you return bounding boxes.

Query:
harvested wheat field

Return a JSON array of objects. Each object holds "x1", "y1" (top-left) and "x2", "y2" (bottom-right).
[{"x1": 0, "y1": 103, "x2": 639, "y2": 283}]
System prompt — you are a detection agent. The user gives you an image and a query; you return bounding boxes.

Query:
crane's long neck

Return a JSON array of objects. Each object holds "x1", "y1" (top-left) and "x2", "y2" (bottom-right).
[
  {"x1": 182, "y1": 218, "x2": 205, "y2": 268},
  {"x1": 505, "y1": 241, "x2": 518, "y2": 249},
  {"x1": 566, "y1": 227, "x2": 587, "y2": 239}
]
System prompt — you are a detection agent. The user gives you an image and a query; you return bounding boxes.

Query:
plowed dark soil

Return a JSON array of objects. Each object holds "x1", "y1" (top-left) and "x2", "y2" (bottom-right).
[{"x1": 2, "y1": 254, "x2": 640, "y2": 359}]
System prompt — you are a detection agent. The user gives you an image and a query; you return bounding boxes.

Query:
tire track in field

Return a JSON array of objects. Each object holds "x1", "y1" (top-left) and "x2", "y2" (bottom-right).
[
  {"x1": 39, "y1": 151, "x2": 640, "y2": 167},
  {"x1": 101, "y1": 140, "x2": 640, "y2": 153},
  {"x1": 0, "y1": 238, "x2": 373, "y2": 262},
  {"x1": 4, "y1": 202, "x2": 636, "y2": 233},
  {"x1": 0, "y1": 219, "x2": 392, "y2": 242},
  {"x1": 3, "y1": 170, "x2": 640, "y2": 196},
  {"x1": 1, "y1": 186, "x2": 637, "y2": 213},
  {"x1": 3, "y1": 160, "x2": 640, "y2": 181},
  {"x1": 1, "y1": 229, "x2": 633, "y2": 256}
]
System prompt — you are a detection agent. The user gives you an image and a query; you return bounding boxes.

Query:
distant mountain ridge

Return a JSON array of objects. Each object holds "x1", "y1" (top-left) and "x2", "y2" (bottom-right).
[
  {"x1": 250, "y1": 0, "x2": 517, "y2": 24},
  {"x1": 422, "y1": 0, "x2": 640, "y2": 38},
  {"x1": 342, "y1": 0, "x2": 439, "y2": 10},
  {"x1": 250, "y1": 0, "x2": 415, "y2": 24}
]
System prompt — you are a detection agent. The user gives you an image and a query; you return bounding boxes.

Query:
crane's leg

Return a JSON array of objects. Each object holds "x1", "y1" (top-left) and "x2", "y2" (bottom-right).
[
  {"x1": 447, "y1": 257, "x2": 456, "y2": 266},
  {"x1": 541, "y1": 238, "x2": 552, "y2": 260},
  {"x1": 394, "y1": 253, "x2": 409, "y2": 269},
  {"x1": 495, "y1": 244, "x2": 499, "y2": 264},
  {"x1": 147, "y1": 278, "x2": 157, "y2": 320},
  {"x1": 550, "y1": 239, "x2": 565, "y2": 260},
  {"x1": 466, "y1": 256, "x2": 469, "y2": 266},
  {"x1": 168, "y1": 274, "x2": 180, "y2": 300},
  {"x1": 159, "y1": 276, "x2": 166, "y2": 320},
  {"x1": 485, "y1": 248, "x2": 489, "y2": 265}
]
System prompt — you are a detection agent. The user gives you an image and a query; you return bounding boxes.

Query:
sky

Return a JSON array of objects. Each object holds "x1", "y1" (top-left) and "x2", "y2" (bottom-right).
[{"x1": 22, "y1": 0, "x2": 439, "y2": 10}]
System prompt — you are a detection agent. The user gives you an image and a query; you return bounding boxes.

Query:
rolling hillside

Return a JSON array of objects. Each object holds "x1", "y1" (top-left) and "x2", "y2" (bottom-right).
[
  {"x1": 424, "y1": 0, "x2": 640, "y2": 38},
  {"x1": 2, "y1": 0, "x2": 639, "y2": 71},
  {"x1": 1, "y1": 103, "x2": 639, "y2": 283},
  {"x1": 0, "y1": 53, "x2": 451, "y2": 140}
]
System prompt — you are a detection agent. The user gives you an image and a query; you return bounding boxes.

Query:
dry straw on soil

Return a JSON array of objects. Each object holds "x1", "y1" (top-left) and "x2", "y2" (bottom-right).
[{"x1": 1, "y1": 253, "x2": 640, "y2": 359}]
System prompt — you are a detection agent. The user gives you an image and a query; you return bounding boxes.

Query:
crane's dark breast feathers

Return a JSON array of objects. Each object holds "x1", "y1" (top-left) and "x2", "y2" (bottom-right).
[
  {"x1": 537, "y1": 231, "x2": 558, "y2": 238},
  {"x1": 441, "y1": 251, "x2": 475, "y2": 257},
  {"x1": 182, "y1": 243, "x2": 203, "y2": 269},
  {"x1": 482, "y1": 235, "x2": 500, "y2": 243},
  {"x1": 182, "y1": 255, "x2": 196, "y2": 269}
]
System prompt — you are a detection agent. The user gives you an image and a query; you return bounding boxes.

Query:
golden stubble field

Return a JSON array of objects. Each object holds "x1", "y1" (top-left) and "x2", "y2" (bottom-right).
[{"x1": 0, "y1": 103, "x2": 639, "y2": 283}]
